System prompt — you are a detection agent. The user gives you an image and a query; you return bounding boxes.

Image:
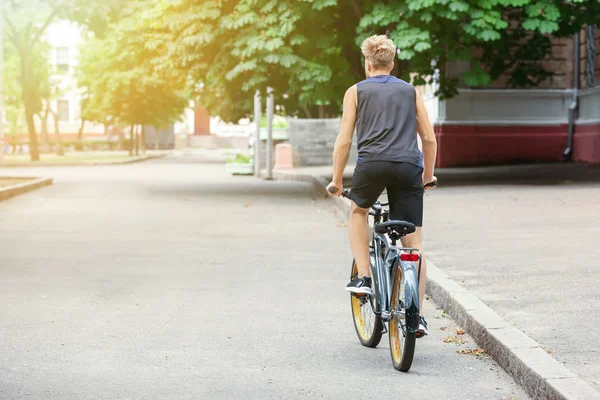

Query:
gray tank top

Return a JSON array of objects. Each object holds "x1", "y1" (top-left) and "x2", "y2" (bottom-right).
[{"x1": 355, "y1": 75, "x2": 423, "y2": 168}]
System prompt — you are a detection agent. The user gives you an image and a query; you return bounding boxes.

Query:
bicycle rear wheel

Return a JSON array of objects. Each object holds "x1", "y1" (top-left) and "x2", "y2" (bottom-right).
[
  {"x1": 350, "y1": 260, "x2": 383, "y2": 348},
  {"x1": 389, "y1": 263, "x2": 416, "y2": 371}
]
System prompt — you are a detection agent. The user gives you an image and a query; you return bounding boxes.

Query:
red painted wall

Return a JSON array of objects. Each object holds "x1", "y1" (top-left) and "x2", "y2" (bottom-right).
[
  {"x1": 435, "y1": 123, "x2": 600, "y2": 167},
  {"x1": 573, "y1": 123, "x2": 600, "y2": 164},
  {"x1": 435, "y1": 124, "x2": 569, "y2": 167}
]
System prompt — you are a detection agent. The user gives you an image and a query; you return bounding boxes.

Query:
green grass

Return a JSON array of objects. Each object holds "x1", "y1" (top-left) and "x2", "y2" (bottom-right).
[{"x1": 1, "y1": 151, "x2": 149, "y2": 165}]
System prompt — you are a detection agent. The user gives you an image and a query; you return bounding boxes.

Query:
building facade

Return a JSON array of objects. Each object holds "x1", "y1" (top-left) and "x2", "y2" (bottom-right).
[
  {"x1": 425, "y1": 27, "x2": 600, "y2": 167},
  {"x1": 42, "y1": 20, "x2": 104, "y2": 140}
]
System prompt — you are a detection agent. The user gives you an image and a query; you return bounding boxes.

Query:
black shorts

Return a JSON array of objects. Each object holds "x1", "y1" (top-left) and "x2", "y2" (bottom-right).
[{"x1": 349, "y1": 161, "x2": 424, "y2": 226}]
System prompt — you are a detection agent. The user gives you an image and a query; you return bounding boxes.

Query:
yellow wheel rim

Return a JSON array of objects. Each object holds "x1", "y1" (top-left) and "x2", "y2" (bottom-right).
[
  {"x1": 389, "y1": 268, "x2": 405, "y2": 365},
  {"x1": 351, "y1": 262, "x2": 377, "y2": 342}
]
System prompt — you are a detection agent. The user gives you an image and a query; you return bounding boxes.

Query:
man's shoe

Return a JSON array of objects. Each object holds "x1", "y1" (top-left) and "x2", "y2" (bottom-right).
[
  {"x1": 416, "y1": 316, "x2": 428, "y2": 338},
  {"x1": 346, "y1": 276, "x2": 373, "y2": 295}
]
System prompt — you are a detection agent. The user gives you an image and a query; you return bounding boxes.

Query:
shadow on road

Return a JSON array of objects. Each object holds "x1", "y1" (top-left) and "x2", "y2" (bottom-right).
[
  {"x1": 436, "y1": 163, "x2": 600, "y2": 187},
  {"x1": 152, "y1": 151, "x2": 229, "y2": 165},
  {"x1": 144, "y1": 179, "x2": 320, "y2": 200}
]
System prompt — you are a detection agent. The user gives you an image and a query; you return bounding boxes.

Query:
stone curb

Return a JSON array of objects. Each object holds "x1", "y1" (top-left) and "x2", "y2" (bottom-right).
[
  {"x1": 0, "y1": 153, "x2": 166, "y2": 168},
  {"x1": 274, "y1": 169, "x2": 600, "y2": 400},
  {"x1": 0, "y1": 177, "x2": 53, "y2": 202}
]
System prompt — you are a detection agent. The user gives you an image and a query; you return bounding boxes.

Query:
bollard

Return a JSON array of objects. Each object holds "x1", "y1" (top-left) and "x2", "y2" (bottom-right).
[{"x1": 274, "y1": 143, "x2": 294, "y2": 170}]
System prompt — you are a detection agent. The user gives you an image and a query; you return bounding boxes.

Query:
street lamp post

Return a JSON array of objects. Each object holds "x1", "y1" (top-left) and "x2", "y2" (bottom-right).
[
  {"x1": 265, "y1": 87, "x2": 274, "y2": 180},
  {"x1": 253, "y1": 90, "x2": 261, "y2": 177}
]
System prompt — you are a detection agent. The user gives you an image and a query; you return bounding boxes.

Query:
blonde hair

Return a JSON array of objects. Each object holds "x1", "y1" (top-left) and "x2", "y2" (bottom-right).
[{"x1": 361, "y1": 35, "x2": 396, "y2": 70}]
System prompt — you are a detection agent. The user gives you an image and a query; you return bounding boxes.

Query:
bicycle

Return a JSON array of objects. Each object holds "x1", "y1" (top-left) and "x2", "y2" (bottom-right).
[{"x1": 333, "y1": 188, "x2": 424, "y2": 372}]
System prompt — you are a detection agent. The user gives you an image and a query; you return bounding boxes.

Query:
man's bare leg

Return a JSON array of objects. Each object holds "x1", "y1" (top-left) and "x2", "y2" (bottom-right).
[
  {"x1": 400, "y1": 227, "x2": 426, "y2": 314},
  {"x1": 349, "y1": 202, "x2": 371, "y2": 278}
]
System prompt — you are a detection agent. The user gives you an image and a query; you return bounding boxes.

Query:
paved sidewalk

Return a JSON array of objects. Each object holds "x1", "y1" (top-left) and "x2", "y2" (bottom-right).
[
  {"x1": 0, "y1": 155, "x2": 528, "y2": 399},
  {"x1": 280, "y1": 162, "x2": 600, "y2": 393},
  {"x1": 423, "y1": 164, "x2": 600, "y2": 392}
]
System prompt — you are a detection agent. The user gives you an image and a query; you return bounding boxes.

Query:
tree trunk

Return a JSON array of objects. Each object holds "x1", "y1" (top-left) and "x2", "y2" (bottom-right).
[
  {"x1": 134, "y1": 125, "x2": 140, "y2": 156},
  {"x1": 76, "y1": 119, "x2": 85, "y2": 151},
  {"x1": 154, "y1": 126, "x2": 160, "y2": 150},
  {"x1": 117, "y1": 127, "x2": 125, "y2": 151},
  {"x1": 103, "y1": 121, "x2": 112, "y2": 150},
  {"x1": 129, "y1": 125, "x2": 135, "y2": 155},
  {"x1": 301, "y1": 106, "x2": 312, "y2": 119},
  {"x1": 350, "y1": 0, "x2": 362, "y2": 21},
  {"x1": 49, "y1": 109, "x2": 64, "y2": 156},
  {"x1": 140, "y1": 125, "x2": 146, "y2": 155},
  {"x1": 39, "y1": 106, "x2": 50, "y2": 151},
  {"x1": 24, "y1": 108, "x2": 40, "y2": 161},
  {"x1": 318, "y1": 105, "x2": 325, "y2": 119},
  {"x1": 17, "y1": 42, "x2": 40, "y2": 161}
]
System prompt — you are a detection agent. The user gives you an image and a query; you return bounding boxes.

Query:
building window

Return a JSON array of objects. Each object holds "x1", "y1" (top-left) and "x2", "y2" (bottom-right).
[
  {"x1": 57, "y1": 100, "x2": 69, "y2": 122},
  {"x1": 56, "y1": 47, "x2": 69, "y2": 73}
]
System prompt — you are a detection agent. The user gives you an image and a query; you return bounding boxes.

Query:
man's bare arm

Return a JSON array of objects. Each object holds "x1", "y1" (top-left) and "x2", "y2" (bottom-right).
[
  {"x1": 330, "y1": 86, "x2": 358, "y2": 191},
  {"x1": 415, "y1": 89, "x2": 437, "y2": 185}
]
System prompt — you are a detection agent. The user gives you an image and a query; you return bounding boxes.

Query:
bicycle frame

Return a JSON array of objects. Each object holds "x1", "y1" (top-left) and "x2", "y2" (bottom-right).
[{"x1": 370, "y1": 229, "x2": 421, "y2": 334}]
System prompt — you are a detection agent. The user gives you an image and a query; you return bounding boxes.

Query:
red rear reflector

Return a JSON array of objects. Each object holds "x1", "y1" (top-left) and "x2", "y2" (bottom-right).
[{"x1": 400, "y1": 253, "x2": 419, "y2": 262}]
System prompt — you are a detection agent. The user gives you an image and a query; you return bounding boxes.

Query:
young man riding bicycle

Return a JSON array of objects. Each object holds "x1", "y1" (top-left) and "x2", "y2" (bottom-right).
[{"x1": 326, "y1": 35, "x2": 437, "y2": 338}]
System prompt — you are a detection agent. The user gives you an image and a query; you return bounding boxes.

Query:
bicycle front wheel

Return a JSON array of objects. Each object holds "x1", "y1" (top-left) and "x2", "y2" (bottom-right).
[
  {"x1": 350, "y1": 260, "x2": 383, "y2": 348},
  {"x1": 389, "y1": 263, "x2": 416, "y2": 371}
]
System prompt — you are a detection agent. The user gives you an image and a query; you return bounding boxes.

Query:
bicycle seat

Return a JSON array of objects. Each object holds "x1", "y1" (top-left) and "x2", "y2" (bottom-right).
[{"x1": 374, "y1": 220, "x2": 416, "y2": 236}]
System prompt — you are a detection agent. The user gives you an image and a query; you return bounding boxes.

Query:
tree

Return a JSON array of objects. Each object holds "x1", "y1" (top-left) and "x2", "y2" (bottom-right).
[
  {"x1": 358, "y1": 0, "x2": 600, "y2": 98},
  {"x1": 35, "y1": 40, "x2": 68, "y2": 156},
  {"x1": 76, "y1": 2, "x2": 189, "y2": 154},
  {"x1": 126, "y1": 0, "x2": 600, "y2": 121},
  {"x1": 2, "y1": 32, "x2": 25, "y2": 151},
  {"x1": 128, "y1": 0, "x2": 358, "y2": 121},
  {"x1": 2, "y1": 0, "x2": 68, "y2": 161}
]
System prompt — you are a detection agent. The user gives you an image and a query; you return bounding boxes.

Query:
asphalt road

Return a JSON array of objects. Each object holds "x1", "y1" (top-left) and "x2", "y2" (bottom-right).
[{"x1": 1, "y1": 155, "x2": 527, "y2": 399}]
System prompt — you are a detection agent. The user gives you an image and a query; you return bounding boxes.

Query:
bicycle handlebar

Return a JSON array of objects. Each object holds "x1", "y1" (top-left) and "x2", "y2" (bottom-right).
[
  {"x1": 424, "y1": 178, "x2": 438, "y2": 188},
  {"x1": 328, "y1": 179, "x2": 438, "y2": 195}
]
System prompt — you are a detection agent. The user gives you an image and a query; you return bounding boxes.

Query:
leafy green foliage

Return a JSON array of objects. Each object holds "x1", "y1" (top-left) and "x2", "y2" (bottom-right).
[
  {"x1": 122, "y1": 0, "x2": 360, "y2": 121},
  {"x1": 8, "y1": 0, "x2": 598, "y2": 135},
  {"x1": 2, "y1": 0, "x2": 68, "y2": 160},
  {"x1": 76, "y1": 1, "x2": 189, "y2": 131},
  {"x1": 2, "y1": 39, "x2": 25, "y2": 135},
  {"x1": 359, "y1": 0, "x2": 600, "y2": 98}
]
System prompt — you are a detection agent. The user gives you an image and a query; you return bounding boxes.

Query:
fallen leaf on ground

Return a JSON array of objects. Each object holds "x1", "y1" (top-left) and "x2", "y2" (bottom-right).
[
  {"x1": 439, "y1": 326, "x2": 448, "y2": 331},
  {"x1": 443, "y1": 335, "x2": 467, "y2": 345},
  {"x1": 457, "y1": 348, "x2": 485, "y2": 356},
  {"x1": 337, "y1": 222, "x2": 347, "y2": 228},
  {"x1": 456, "y1": 327, "x2": 465, "y2": 335},
  {"x1": 543, "y1": 347, "x2": 552, "y2": 355},
  {"x1": 244, "y1": 202, "x2": 252, "y2": 208}
]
